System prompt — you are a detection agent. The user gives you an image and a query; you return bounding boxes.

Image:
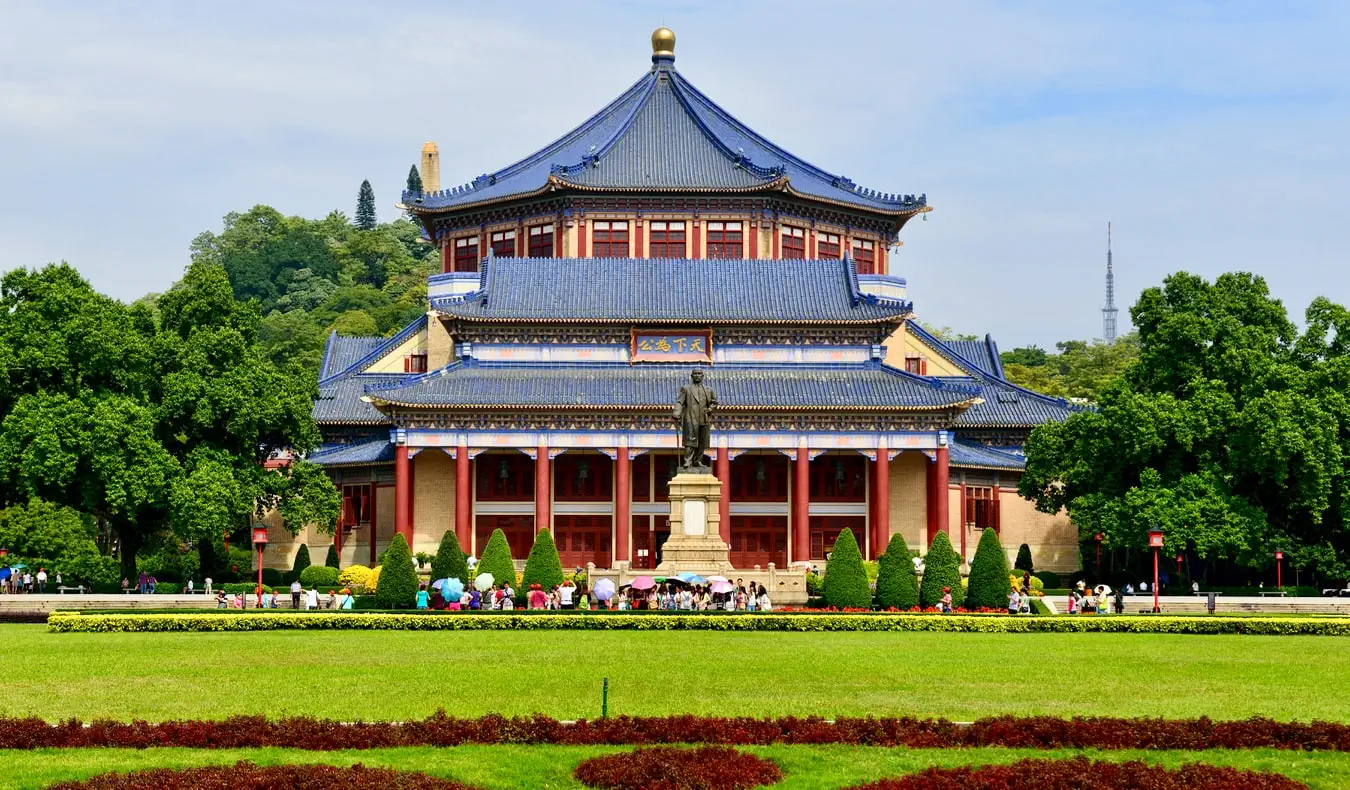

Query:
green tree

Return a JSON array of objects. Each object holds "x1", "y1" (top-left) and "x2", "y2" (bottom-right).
[
  {"x1": 331, "y1": 309, "x2": 379, "y2": 337},
  {"x1": 922, "y1": 323, "x2": 979, "y2": 342},
  {"x1": 874, "y1": 533, "x2": 919, "y2": 609},
  {"x1": 1002, "y1": 334, "x2": 1140, "y2": 403},
  {"x1": 288, "y1": 543, "x2": 311, "y2": 584},
  {"x1": 1014, "y1": 543, "x2": 1034, "y2": 574},
  {"x1": 374, "y1": 533, "x2": 418, "y2": 608},
  {"x1": 475, "y1": 528, "x2": 517, "y2": 589},
  {"x1": 430, "y1": 529, "x2": 469, "y2": 583},
  {"x1": 0, "y1": 499, "x2": 118, "y2": 587},
  {"x1": 966, "y1": 528, "x2": 1012, "y2": 610},
  {"x1": 821, "y1": 528, "x2": 871, "y2": 608},
  {"x1": 355, "y1": 180, "x2": 377, "y2": 230},
  {"x1": 1022, "y1": 272, "x2": 1350, "y2": 580},
  {"x1": 325, "y1": 543, "x2": 340, "y2": 569},
  {"x1": 918, "y1": 532, "x2": 964, "y2": 609},
  {"x1": 406, "y1": 165, "x2": 423, "y2": 195},
  {"x1": 258, "y1": 309, "x2": 326, "y2": 375},
  {"x1": 1001, "y1": 346, "x2": 1048, "y2": 367},
  {"x1": 520, "y1": 528, "x2": 564, "y2": 593}
]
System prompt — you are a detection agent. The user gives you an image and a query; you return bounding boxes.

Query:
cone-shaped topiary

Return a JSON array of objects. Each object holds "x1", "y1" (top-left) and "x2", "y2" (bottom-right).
[
  {"x1": 967, "y1": 528, "x2": 1013, "y2": 610},
  {"x1": 475, "y1": 528, "x2": 517, "y2": 589},
  {"x1": 520, "y1": 528, "x2": 564, "y2": 594},
  {"x1": 822, "y1": 528, "x2": 871, "y2": 609},
  {"x1": 919, "y1": 531, "x2": 964, "y2": 609},
  {"x1": 286, "y1": 544, "x2": 311, "y2": 584},
  {"x1": 374, "y1": 534, "x2": 418, "y2": 609},
  {"x1": 1014, "y1": 542, "x2": 1034, "y2": 575},
  {"x1": 875, "y1": 533, "x2": 920, "y2": 610},
  {"x1": 324, "y1": 543, "x2": 340, "y2": 569},
  {"x1": 430, "y1": 530, "x2": 469, "y2": 585}
]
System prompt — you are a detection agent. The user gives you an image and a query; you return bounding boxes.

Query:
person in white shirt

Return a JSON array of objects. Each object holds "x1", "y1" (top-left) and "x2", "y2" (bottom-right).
[
  {"x1": 204, "y1": 577, "x2": 213, "y2": 595},
  {"x1": 291, "y1": 580, "x2": 303, "y2": 609},
  {"x1": 187, "y1": 579, "x2": 194, "y2": 594},
  {"x1": 305, "y1": 587, "x2": 319, "y2": 610},
  {"x1": 559, "y1": 582, "x2": 574, "y2": 609},
  {"x1": 36, "y1": 569, "x2": 48, "y2": 593}
]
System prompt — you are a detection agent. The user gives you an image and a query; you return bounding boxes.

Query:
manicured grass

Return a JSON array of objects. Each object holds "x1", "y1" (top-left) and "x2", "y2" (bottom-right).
[
  {"x1": 4, "y1": 746, "x2": 1349, "y2": 789},
  {"x1": 7, "y1": 624, "x2": 1350, "y2": 723}
]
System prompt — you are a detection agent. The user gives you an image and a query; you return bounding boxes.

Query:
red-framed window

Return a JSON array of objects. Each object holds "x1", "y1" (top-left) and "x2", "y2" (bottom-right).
[
  {"x1": 648, "y1": 220, "x2": 686, "y2": 258},
  {"x1": 904, "y1": 356, "x2": 927, "y2": 375},
  {"x1": 341, "y1": 484, "x2": 372, "y2": 527},
  {"x1": 475, "y1": 515, "x2": 533, "y2": 560},
  {"x1": 631, "y1": 515, "x2": 670, "y2": 569},
  {"x1": 781, "y1": 226, "x2": 806, "y2": 259},
  {"x1": 652, "y1": 453, "x2": 681, "y2": 502},
  {"x1": 453, "y1": 237, "x2": 479, "y2": 272},
  {"x1": 592, "y1": 220, "x2": 629, "y2": 257},
  {"x1": 966, "y1": 487, "x2": 1001, "y2": 531},
  {"x1": 489, "y1": 230, "x2": 516, "y2": 258},
  {"x1": 706, "y1": 221, "x2": 743, "y2": 259},
  {"x1": 475, "y1": 452, "x2": 535, "y2": 501},
  {"x1": 528, "y1": 224, "x2": 554, "y2": 258},
  {"x1": 729, "y1": 454, "x2": 789, "y2": 502},
  {"x1": 729, "y1": 516, "x2": 787, "y2": 569},
  {"x1": 852, "y1": 239, "x2": 876, "y2": 273},
  {"x1": 808, "y1": 454, "x2": 867, "y2": 502},
  {"x1": 817, "y1": 232, "x2": 841, "y2": 260},
  {"x1": 555, "y1": 515, "x2": 613, "y2": 568},
  {"x1": 809, "y1": 516, "x2": 865, "y2": 561},
  {"x1": 553, "y1": 453, "x2": 613, "y2": 502},
  {"x1": 403, "y1": 353, "x2": 428, "y2": 373}
]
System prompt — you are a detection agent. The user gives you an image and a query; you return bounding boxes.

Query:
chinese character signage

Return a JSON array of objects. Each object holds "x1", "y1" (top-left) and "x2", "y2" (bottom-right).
[{"x1": 631, "y1": 330, "x2": 713, "y2": 363}]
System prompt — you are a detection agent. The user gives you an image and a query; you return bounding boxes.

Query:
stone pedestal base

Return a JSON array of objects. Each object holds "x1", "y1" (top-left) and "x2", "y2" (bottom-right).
[{"x1": 656, "y1": 472, "x2": 733, "y2": 575}]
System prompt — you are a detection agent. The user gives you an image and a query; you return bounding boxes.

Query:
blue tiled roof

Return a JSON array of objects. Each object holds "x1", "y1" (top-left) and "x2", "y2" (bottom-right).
[
  {"x1": 432, "y1": 256, "x2": 912, "y2": 323},
  {"x1": 314, "y1": 374, "x2": 402, "y2": 425},
  {"x1": 404, "y1": 58, "x2": 926, "y2": 217},
  {"x1": 951, "y1": 380, "x2": 1083, "y2": 428},
  {"x1": 366, "y1": 360, "x2": 979, "y2": 411},
  {"x1": 320, "y1": 334, "x2": 384, "y2": 380},
  {"x1": 948, "y1": 440, "x2": 1025, "y2": 470},
  {"x1": 945, "y1": 336, "x2": 1004, "y2": 379},
  {"x1": 310, "y1": 437, "x2": 395, "y2": 467}
]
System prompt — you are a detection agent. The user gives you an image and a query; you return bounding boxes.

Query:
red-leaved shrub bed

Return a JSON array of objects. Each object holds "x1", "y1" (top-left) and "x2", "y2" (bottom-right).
[
  {"x1": 2, "y1": 713, "x2": 1349, "y2": 752},
  {"x1": 574, "y1": 746, "x2": 782, "y2": 789},
  {"x1": 44, "y1": 761, "x2": 479, "y2": 789},
  {"x1": 845, "y1": 756, "x2": 1307, "y2": 789}
]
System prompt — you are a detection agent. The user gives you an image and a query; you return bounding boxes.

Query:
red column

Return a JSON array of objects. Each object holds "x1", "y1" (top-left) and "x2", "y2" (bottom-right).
[
  {"x1": 748, "y1": 220, "x2": 759, "y2": 259},
  {"x1": 793, "y1": 445, "x2": 809, "y2": 565},
  {"x1": 535, "y1": 444, "x2": 550, "y2": 532},
  {"x1": 925, "y1": 453, "x2": 937, "y2": 544},
  {"x1": 716, "y1": 444, "x2": 731, "y2": 546},
  {"x1": 691, "y1": 218, "x2": 702, "y2": 258},
  {"x1": 394, "y1": 444, "x2": 412, "y2": 547},
  {"x1": 935, "y1": 445, "x2": 950, "y2": 537},
  {"x1": 634, "y1": 219, "x2": 645, "y2": 258},
  {"x1": 616, "y1": 446, "x2": 630, "y2": 567},
  {"x1": 879, "y1": 244, "x2": 888, "y2": 275},
  {"x1": 577, "y1": 218, "x2": 588, "y2": 258},
  {"x1": 772, "y1": 219, "x2": 780, "y2": 258},
  {"x1": 455, "y1": 444, "x2": 471, "y2": 548},
  {"x1": 959, "y1": 482, "x2": 968, "y2": 561},
  {"x1": 808, "y1": 227, "x2": 816, "y2": 259},
  {"x1": 554, "y1": 219, "x2": 564, "y2": 258},
  {"x1": 440, "y1": 239, "x2": 451, "y2": 273},
  {"x1": 872, "y1": 448, "x2": 889, "y2": 560},
  {"x1": 369, "y1": 484, "x2": 378, "y2": 565}
]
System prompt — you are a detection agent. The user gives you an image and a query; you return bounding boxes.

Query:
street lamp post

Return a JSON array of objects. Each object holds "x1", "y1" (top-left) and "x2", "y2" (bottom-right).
[
  {"x1": 1094, "y1": 533, "x2": 1104, "y2": 575},
  {"x1": 1148, "y1": 529, "x2": 1164, "y2": 614},
  {"x1": 1275, "y1": 550, "x2": 1283, "y2": 590},
  {"x1": 252, "y1": 526, "x2": 269, "y2": 609}
]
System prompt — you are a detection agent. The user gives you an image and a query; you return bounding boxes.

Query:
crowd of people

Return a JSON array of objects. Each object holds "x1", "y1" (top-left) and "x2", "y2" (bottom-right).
[
  {"x1": 407, "y1": 577, "x2": 773, "y2": 613},
  {"x1": 613, "y1": 581, "x2": 772, "y2": 612},
  {"x1": 0, "y1": 567, "x2": 52, "y2": 593}
]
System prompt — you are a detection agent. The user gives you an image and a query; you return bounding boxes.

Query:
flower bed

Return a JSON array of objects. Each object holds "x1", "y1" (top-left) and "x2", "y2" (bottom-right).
[
  {"x1": 45, "y1": 611, "x2": 1350, "y2": 635},
  {"x1": 574, "y1": 746, "x2": 781, "y2": 789},
  {"x1": 45, "y1": 761, "x2": 479, "y2": 789},
  {"x1": 2, "y1": 713, "x2": 1349, "y2": 751},
  {"x1": 845, "y1": 756, "x2": 1305, "y2": 789}
]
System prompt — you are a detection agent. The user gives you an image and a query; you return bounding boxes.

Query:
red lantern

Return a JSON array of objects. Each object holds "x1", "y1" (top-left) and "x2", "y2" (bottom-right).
[
  {"x1": 0, "y1": 547, "x2": 7, "y2": 559},
  {"x1": 1274, "y1": 550, "x2": 1283, "y2": 589},
  {"x1": 252, "y1": 527, "x2": 269, "y2": 545},
  {"x1": 1093, "y1": 533, "x2": 1104, "y2": 569},
  {"x1": 1147, "y1": 530, "x2": 1163, "y2": 614}
]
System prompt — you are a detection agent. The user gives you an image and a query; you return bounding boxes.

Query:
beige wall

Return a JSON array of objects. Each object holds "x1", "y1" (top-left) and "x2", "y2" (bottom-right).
[
  {"x1": 887, "y1": 451, "x2": 929, "y2": 552},
  {"x1": 413, "y1": 450, "x2": 455, "y2": 556},
  {"x1": 996, "y1": 490, "x2": 1078, "y2": 573},
  {"x1": 881, "y1": 323, "x2": 970, "y2": 376},
  {"x1": 363, "y1": 329, "x2": 427, "y2": 374},
  {"x1": 425, "y1": 315, "x2": 454, "y2": 370}
]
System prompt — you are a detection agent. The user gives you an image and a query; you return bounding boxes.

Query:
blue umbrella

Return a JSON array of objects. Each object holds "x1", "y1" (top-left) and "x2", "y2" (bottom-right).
[
  {"x1": 446, "y1": 577, "x2": 466, "y2": 597},
  {"x1": 677, "y1": 572, "x2": 699, "y2": 582},
  {"x1": 0, "y1": 568, "x2": 10, "y2": 580}
]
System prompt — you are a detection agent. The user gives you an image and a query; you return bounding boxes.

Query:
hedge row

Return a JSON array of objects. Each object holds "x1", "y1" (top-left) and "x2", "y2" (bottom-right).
[
  {"x1": 4, "y1": 712, "x2": 1350, "y2": 751},
  {"x1": 46, "y1": 611, "x2": 1350, "y2": 635},
  {"x1": 47, "y1": 762, "x2": 477, "y2": 789},
  {"x1": 847, "y1": 757, "x2": 1305, "y2": 790},
  {"x1": 574, "y1": 746, "x2": 781, "y2": 789}
]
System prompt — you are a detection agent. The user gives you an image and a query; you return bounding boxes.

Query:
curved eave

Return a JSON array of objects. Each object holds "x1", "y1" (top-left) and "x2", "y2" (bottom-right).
[
  {"x1": 950, "y1": 462, "x2": 1023, "y2": 472},
  {"x1": 367, "y1": 398, "x2": 980, "y2": 414},
  {"x1": 315, "y1": 417, "x2": 390, "y2": 427},
  {"x1": 779, "y1": 183, "x2": 934, "y2": 218},
  {"x1": 432, "y1": 314, "x2": 910, "y2": 326},
  {"x1": 313, "y1": 459, "x2": 394, "y2": 468}
]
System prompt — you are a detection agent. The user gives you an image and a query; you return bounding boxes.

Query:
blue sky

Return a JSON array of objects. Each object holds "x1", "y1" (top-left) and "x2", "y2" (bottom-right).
[{"x1": 2, "y1": 1, "x2": 1347, "y2": 349}]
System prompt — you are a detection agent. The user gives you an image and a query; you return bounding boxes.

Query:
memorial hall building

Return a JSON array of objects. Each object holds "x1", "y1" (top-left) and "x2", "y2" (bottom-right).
[{"x1": 286, "y1": 29, "x2": 1080, "y2": 575}]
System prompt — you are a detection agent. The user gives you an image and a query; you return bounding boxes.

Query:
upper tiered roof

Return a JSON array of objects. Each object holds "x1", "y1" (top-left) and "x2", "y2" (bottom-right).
[{"x1": 403, "y1": 29, "x2": 927, "y2": 219}]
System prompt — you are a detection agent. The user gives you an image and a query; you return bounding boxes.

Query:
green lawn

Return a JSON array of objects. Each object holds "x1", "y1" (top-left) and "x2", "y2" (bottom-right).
[
  {"x1": 4, "y1": 746, "x2": 1348, "y2": 789},
  {"x1": 7, "y1": 624, "x2": 1350, "y2": 722}
]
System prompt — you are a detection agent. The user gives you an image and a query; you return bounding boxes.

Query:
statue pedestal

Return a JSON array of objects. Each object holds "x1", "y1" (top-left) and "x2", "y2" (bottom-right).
[{"x1": 656, "y1": 472, "x2": 733, "y2": 575}]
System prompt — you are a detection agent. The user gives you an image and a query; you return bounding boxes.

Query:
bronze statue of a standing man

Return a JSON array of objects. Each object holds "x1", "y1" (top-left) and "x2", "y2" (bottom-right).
[{"x1": 674, "y1": 369, "x2": 717, "y2": 471}]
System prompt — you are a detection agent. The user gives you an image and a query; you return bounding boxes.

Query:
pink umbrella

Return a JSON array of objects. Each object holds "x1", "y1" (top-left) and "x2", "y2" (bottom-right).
[
  {"x1": 710, "y1": 581, "x2": 734, "y2": 594},
  {"x1": 631, "y1": 576, "x2": 656, "y2": 590},
  {"x1": 705, "y1": 576, "x2": 730, "y2": 584}
]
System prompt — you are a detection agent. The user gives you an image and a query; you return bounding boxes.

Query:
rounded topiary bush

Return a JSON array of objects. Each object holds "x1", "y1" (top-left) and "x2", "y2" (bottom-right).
[
  {"x1": 965, "y1": 528, "x2": 1012, "y2": 610},
  {"x1": 822, "y1": 528, "x2": 871, "y2": 609},
  {"x1": 430, "y1": 530, "x2": 469, "y2": 584},
  {"x1": 374, "y1": 534, "x2": 418, "y2": 609},
  {"x1": 574, "y1": 746, "x2": 782, "y2": 790},
  {"x1": 875, "y1": 533, "x2": 919, "y2": 610},
  {"x1": 843, "y1": 756, "x2": 1306, "y2": 789},
  {"x1": 918, "y1": 531, "x2": 963, "y2": 609},
  {"x1": 299, "y1": 564, "x2": 340, "y2": 588},
  {"x1": 46, "y1": 761, "x2": 479, "y2": 789},
  {"x1": 520, "y1": 528, "x2": 564, "y2": 594},
  {"x1": 475, "y1": 528, "x2": 517, "y2": 589}
]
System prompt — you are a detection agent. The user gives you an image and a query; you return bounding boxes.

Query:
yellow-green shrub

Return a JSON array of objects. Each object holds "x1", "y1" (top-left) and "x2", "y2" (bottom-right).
[{"x1": 338, "y1": 565, "x2": 373, "y2": 591}]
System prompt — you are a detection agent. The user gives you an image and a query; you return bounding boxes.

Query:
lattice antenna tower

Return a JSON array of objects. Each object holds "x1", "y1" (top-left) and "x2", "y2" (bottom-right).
[{"x1": 1102, "y1": 221, "x2": 1118, "y2": 343}]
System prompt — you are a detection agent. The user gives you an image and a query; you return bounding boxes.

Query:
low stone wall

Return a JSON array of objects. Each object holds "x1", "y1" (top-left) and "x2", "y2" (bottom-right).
[{"x1": 0, "y1": 593, "x2": 299, "y2": 614}]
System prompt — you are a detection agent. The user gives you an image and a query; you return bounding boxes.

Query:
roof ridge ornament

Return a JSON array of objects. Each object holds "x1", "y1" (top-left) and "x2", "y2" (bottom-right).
[{"x1": 651, "y1": 27, "x2": 676, "y2": 65}]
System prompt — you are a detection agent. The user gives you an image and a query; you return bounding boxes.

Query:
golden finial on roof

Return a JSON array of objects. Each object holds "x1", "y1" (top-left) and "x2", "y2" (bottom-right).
[{"x1": 651, "y1": 27, "x2": 675, "y2": 58}]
